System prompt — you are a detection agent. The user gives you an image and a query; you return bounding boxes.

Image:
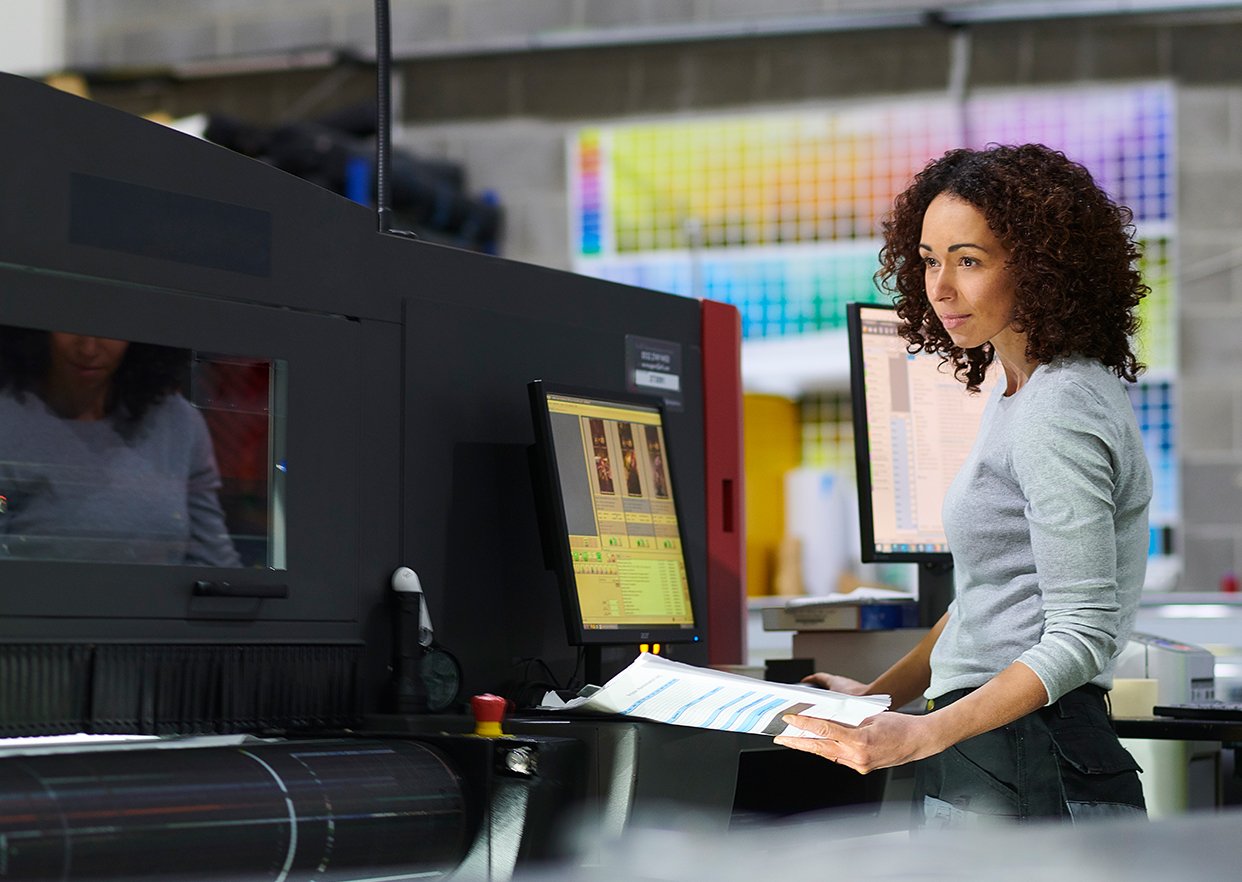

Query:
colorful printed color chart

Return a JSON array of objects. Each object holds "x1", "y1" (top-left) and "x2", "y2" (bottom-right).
[
  {"x1": 570, "y1": 82, "x2": 1178, "y2": 544},
  {"x1": 571, "y1": 84, "x2": 1173, "y2": 348}
]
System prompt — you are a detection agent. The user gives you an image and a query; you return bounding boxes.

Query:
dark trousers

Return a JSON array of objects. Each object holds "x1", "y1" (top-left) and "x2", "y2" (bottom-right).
[{"x1": 914, "y1": 684, "x2": 1147, "y2": 826}]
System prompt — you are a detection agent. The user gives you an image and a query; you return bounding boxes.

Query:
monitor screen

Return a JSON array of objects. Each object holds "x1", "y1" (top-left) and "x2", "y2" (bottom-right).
[
  {"x1": 847, "y1": 303, "x2": 998, "y2": 564},
  {"x1": 528, "y1": 381, "x2": 700, "y2": 647}
]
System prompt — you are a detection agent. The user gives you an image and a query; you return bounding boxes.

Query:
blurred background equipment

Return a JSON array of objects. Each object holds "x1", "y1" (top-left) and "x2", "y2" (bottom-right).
[{"x1": 204, "y1": 103, "x2": 503, "y2": 253}]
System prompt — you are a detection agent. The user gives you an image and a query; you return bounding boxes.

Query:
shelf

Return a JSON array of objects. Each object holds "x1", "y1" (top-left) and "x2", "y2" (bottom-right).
[{"x1": 740, "y1": 329, "x2": 850, "y2": 397}]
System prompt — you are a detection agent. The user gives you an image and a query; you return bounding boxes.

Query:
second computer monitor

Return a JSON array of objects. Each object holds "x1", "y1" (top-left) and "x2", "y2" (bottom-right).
[{"x1": 847, "y1": 302, "x2": 998, "y2": 564}]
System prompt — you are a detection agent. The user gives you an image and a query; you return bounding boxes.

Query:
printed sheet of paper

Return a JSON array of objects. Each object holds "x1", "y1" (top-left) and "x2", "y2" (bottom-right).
[{"x1": 543, "y1": 652, "x2": 889, "y2": 738}]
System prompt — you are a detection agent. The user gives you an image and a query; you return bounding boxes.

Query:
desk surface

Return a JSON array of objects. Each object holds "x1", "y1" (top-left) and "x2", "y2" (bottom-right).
[{"x1": 1113, "y1": 715, "x2": 1242, "y2": 742}]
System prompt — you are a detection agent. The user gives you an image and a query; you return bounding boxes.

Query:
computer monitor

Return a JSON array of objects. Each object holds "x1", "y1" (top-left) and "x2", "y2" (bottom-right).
[
  {"x1": 846, "y1": 302, "x2": 998, "y2": 621},
  {"x1": 527, "y1": 380, "x2": 701, "y2": 664}
]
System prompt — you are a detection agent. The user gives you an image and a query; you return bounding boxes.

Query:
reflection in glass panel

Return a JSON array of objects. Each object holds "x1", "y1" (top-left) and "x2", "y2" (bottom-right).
[{"x1": 0, "y1": 323, "x2": 286, "y2": 568}]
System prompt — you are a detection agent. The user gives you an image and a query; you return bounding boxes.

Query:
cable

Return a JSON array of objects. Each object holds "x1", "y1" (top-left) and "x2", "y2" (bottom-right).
[
  {"x1": 373, "y1": 1, "x2": 419, "y2": 240},
  {"x1": 374, "y1": 0, "x2": 395, "y2": 235}
]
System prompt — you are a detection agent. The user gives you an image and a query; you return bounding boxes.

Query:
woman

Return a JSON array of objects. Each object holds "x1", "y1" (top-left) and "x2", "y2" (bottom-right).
[
  {"x1": 775, "y1": 144, "x2": 1151, "y2": 824},
  {"x1": 0, "y1": 327, "x2": 241, "y2": 567}
]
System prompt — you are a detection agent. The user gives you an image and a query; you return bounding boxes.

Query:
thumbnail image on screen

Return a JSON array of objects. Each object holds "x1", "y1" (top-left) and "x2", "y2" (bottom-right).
[
  {"x1": 542, "y1": 390, "x2": 695, "y2": 633},
  {"x1": 849, "y1": 304, "x2": 998, "y2": 560}
]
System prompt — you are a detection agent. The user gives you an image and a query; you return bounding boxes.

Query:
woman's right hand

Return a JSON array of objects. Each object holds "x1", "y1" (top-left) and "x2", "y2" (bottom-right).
[{"x1": 801, "y1": 672, "x2": 871, "y2": 695}]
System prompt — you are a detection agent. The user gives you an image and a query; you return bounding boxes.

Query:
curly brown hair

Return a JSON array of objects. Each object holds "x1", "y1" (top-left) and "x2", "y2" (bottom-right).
[
  {"x1": 877, "y1": 143, "x2": 1147, "y2": 391},
  {"x1": 0, "y1": 325, "x2": 188, "y2": 424}
]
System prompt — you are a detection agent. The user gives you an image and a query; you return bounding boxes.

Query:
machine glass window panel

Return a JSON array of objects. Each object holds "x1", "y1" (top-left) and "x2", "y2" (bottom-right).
[{"x1": 0, "y1": 321, "x2": 287, "y2": 569}]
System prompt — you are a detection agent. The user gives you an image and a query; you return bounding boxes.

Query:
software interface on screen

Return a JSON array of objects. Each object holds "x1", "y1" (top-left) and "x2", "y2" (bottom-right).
[
  {"x1": 856, "y1": 306, "x2": 997, "y2": 555},
  {"x1": 544, "y1": 391, "x2": 695, "y2": 631}
]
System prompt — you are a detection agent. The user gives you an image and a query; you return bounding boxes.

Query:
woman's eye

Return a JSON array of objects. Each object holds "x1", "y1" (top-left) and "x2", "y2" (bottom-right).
[{"x1": 960, "y1": 256, "x2": 977, "y2": 267}]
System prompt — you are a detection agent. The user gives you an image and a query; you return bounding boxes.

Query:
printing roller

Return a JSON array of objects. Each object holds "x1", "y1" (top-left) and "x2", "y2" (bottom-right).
[{"x1": 0, "y1": 737, "x2": 470, "y2": 880}]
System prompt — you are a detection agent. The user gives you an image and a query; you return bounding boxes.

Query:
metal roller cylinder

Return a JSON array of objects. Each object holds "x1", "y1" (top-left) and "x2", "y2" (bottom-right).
[{"x1": 0, "y1": 738, "x2": 470, "y2": 880}]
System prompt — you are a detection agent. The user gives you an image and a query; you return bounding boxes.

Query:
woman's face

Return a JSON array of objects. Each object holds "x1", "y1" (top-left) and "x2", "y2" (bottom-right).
[
  {"x1": 919, "y1": 193, "x2": 1021, "y2": 354},
  {"x1": 47, "y1": 333, "x2": 130, "y2": 393}
]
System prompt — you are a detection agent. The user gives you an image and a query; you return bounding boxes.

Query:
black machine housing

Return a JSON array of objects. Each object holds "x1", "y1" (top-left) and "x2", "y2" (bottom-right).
[{"x1": 0, "y1": 72, "x2": 711, "y2": 735}]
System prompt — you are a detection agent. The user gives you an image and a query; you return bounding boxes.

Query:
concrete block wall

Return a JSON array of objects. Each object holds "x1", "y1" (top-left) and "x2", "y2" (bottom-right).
[
  {"x1": 0, "y1": 1, "x2": 67, "y2": 75},
  {"x1": 62, "y1": 0, "x2": 973, "y2": 70},
  {"x1": 397, "y1": 118, "x2": 572, "y2": 269},
  {"x1": 55, "y1": 4, "x2": 1242, "y2": 590},
  {"x1": 1177, "y1": 86, "x2": 1242, "y2": 591}
]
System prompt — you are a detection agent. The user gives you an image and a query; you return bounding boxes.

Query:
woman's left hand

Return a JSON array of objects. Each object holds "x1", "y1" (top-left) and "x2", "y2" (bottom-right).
[{"x1": 773, "y1": 710, "x2": 946, "y2": 775}]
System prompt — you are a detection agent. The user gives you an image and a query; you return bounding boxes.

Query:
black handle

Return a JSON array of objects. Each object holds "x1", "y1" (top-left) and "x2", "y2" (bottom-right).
[{"x1": 192, "y1": 581, "x2": 289, "y2": 599}]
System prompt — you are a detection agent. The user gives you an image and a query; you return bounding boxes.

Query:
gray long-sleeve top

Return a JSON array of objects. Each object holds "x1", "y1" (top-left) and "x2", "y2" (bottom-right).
[
  {"x1": 930, "y1": 356, "x2": 1152, "y2": 704},
  {"x1": 0, "y1": 390, "x2": 241, "y2": 567}
]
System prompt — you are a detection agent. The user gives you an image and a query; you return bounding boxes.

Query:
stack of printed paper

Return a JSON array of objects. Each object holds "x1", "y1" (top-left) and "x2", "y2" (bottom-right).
[{"x1": 541, "y1": 652, "x2": 888, "y2": 738}]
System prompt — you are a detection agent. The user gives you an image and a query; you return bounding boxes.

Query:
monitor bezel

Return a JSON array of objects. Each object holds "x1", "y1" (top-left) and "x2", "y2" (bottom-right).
[
  {"x1": 527, "y1": 379, "x2": 703, "y2": 648},
  {"x1": 847, "y1": 301, "x2": 955, "y2": 566}
]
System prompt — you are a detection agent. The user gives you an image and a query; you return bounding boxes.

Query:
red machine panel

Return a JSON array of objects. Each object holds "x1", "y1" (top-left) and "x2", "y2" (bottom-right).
[{"x1": 700, "y1": 299, "x2": 746, "y2": 665}]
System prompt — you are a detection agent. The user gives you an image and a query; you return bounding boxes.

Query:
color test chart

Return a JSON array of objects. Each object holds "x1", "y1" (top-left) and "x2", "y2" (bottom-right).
[{"x1": 570, "y1": 82, "x2": 1178, "y2": 552}]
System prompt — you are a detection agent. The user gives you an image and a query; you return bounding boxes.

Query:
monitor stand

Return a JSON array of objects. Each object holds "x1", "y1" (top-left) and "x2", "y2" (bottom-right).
[
  {"x1": 581, "y1": 645, "x2": 646, "y2": 689},
  {"x1": 584, "y1": 646, "x2": 602, "y2": 689},
  {"x1": 917, "y1": 561, "x2": 954, "y2": 627}
]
